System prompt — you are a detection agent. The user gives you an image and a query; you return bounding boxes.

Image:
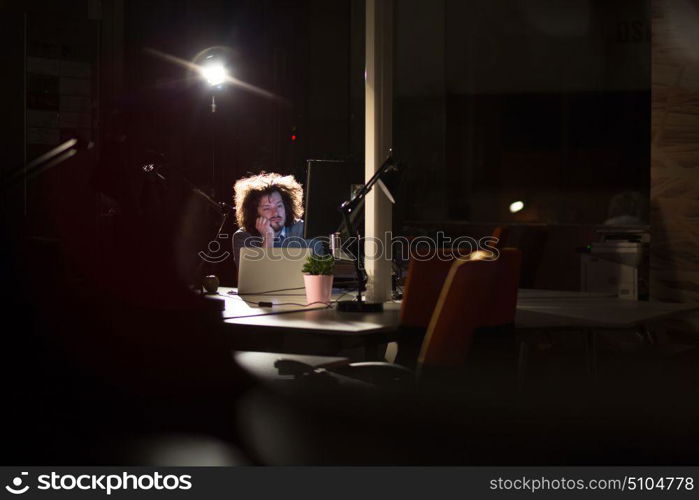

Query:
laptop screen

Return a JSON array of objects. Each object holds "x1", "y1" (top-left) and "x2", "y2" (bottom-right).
[{"x1": 237, "y1": 247, "x2": 312, "y2": 295}]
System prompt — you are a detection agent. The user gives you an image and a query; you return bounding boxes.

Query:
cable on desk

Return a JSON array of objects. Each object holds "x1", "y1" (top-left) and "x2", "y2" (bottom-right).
[
  {"x1": 226, "y1": 287, "x2": 306, "y2": 296},
  {"x1": 218, "y1": 291, "x2": 353, "y2": 311},
  {"x1": 260, "y1": 291, "x2": 354, "y2": 308}
]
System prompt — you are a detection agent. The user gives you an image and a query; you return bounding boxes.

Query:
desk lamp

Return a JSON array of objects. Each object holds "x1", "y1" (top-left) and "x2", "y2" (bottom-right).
[{"x1": 336, "y1": 153, "x2": 399, "y2": 313}]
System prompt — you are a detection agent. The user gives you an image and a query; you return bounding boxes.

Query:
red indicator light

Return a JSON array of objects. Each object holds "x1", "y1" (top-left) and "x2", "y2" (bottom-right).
[{"x1": 291, "y1": 135, "x2": 297, "y2": 141}]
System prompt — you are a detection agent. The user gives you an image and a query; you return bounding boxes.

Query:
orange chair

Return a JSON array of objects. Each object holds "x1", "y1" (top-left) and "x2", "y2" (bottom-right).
[
  {"x1": 399, "y1": 227, "x2": 512, "y2": 329},
  {"x1": 417, "y1": 259, "x2": 497, "y2": 368},
  {"x1": 395, "y1": 249, "x2": 470, "y2": 369},
  {"x1": 334, "y1": 251, "x2": 522, "y2": 388},
  {"x1": 395, "y1": 248, "x2": 521, "y2": 367},
  {"x1": 418, "y1": 250, "x2": 521, "y2": 366},
  {"x1": 400, "y1": 247, "x2": 521, "y2": 326},
  {"x1": 417, "y1": 249, "x2": 521, "y2": 376},
  {"x1": 399, "y1": 250, "x2": 468, "y2": 328}
]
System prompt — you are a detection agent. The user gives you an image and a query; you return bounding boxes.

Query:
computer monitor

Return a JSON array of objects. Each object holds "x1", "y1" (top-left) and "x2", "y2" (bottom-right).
[{"x1": 303, "y1": 159, "x2": 363, "y2": 239}]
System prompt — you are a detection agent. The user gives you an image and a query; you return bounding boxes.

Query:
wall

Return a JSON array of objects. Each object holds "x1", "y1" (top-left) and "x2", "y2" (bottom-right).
[
  {"x1": 393, "y1": 0, "x2": 650, "y2": 228},
  {"x1": 651, "y1": 0, "x2": 699, "y2": 302}
]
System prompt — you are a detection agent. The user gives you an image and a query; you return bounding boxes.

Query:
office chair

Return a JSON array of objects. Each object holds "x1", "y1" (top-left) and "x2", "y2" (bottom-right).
[
  {"x1": 333, "y1": 250, "x2": 522, "y2": 390},
  {"x1": 326, "y1": 259, "x2": 490, "y2": 391},
  {"x1": 395, "y1": 248, "x2": 521, "y2": 366},
  {"x1": 399, "y1": 228, "x2": 512, "y2": 329},
  {"x1": 416, "y1": 258, "x2": 496, "y2": 368},
  {"x1": 395, "y1": 247, "x2": 473, "y2": 368},
  {"x1": 399, "y1": 249, "x2": 469, "y2": 328}
]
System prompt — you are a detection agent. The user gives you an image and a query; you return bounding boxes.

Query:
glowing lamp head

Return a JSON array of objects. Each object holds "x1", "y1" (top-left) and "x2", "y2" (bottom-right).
[
  {"x1": 509, "y1": 200, "x2": 524, "y2": 213},
  {"x1": 201, "y1": 62, "x2": 228, "y2": 86}
]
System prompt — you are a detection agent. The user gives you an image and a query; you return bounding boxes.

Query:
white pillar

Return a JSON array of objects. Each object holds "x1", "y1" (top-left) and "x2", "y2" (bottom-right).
[{"x1": 365, "y1": 0, "x2": 393, "y2": 302}]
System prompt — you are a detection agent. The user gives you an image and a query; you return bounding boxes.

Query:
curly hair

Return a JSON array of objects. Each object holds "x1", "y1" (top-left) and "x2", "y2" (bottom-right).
[{"x1": 233, "y1": 172, "x2": 304, "y2": 235}]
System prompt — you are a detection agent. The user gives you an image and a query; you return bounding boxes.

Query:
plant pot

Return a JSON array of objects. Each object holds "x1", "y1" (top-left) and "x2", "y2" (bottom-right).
[{"x1": 303, "y1": 274, "x2": 334, "y2": 305}]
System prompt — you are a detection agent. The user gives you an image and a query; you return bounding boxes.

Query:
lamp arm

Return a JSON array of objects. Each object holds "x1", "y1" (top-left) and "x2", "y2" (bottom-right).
[
  {"x1": 334, "y1": 152, "x2": 397, "y2": 311},
  {"x1": 341, "y1": 205, "x2": 366, "y2": 304},
  {"x1": 342, "y1": 154, "x2": 395, "y2": 212}
]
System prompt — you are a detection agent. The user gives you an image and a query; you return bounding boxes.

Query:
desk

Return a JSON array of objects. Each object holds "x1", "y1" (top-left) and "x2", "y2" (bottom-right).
[
  {"x1": 210, "y1": 287, "x2": 401, "y2": 359},
  {"x1": 210, "y1": 287, "x2": 696, "y2": 365},
  {"x1": 516, "y1": 289, "x2": 696, "y2": 329},
  {"x1": 514, "y1": 289, "x2": 698, "y2": 376}
]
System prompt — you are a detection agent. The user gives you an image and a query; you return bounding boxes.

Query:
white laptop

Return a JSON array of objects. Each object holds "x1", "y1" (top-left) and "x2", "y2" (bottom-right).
[{"x1": 237, "y1": 247, "x2": 312, "y2": 295}]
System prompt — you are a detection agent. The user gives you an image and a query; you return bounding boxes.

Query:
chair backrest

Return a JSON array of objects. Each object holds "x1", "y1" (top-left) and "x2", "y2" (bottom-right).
[
  {"x1": 400, "y1": 247, "x2": 521, "y2": 329},
  {"x1": 417, "y1": 259, "x2": 496, "y2": 368},
  {"x1": 399, "y1": 227, "x2": 509, "y2": 329},
  {"x1": 416, "y1": 248, "x2": 522, "y2": 369},
  {"x1": 399, "y1": 251, "x2": 466, "y2": 328}
]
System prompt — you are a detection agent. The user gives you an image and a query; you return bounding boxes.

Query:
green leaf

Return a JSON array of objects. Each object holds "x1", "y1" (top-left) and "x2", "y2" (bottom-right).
[{"x1": 302, "y1": 253, "x2": 335, "y2": 275}]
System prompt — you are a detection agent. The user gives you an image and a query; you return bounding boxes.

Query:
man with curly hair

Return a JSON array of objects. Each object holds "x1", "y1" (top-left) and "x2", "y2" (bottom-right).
[{"x1": 232, "y1": 172, "x2": 322, "y2": 266}]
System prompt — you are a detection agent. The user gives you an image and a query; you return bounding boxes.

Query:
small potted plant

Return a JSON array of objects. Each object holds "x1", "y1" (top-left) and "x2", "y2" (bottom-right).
[{"x1": 302, "y1": 253, "x2": 334, "y2": 305}]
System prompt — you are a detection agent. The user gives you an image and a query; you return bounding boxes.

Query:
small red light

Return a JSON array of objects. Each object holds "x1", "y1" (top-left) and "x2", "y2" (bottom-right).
[{"x1": 291, "y1": 135, "x2": 297, "y2": 141}]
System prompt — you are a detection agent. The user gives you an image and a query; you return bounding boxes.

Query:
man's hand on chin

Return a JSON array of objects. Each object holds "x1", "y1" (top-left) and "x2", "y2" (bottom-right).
[{"x1": 256, "y1": 216, "x2": 275, "y2": 248}]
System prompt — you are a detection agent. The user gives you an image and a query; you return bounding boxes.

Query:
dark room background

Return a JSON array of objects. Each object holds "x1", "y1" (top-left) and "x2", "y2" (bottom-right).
[{"x1": 0, "y1": 0, "x2": 650, "y2": 290}]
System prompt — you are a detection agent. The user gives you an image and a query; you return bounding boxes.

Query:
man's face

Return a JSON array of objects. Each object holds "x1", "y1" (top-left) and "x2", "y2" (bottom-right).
[{"x1": 257, "y1": 191, "x2": 286, "y2": 232}]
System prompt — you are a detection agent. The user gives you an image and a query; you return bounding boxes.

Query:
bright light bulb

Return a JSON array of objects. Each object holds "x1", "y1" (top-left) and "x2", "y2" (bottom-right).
[
  {"x1": 201, "y1": 63, "x2": 228, "y2": 86},
  {"x1": 509, "y1": 200, "x2": 524, "y2": 213}
]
